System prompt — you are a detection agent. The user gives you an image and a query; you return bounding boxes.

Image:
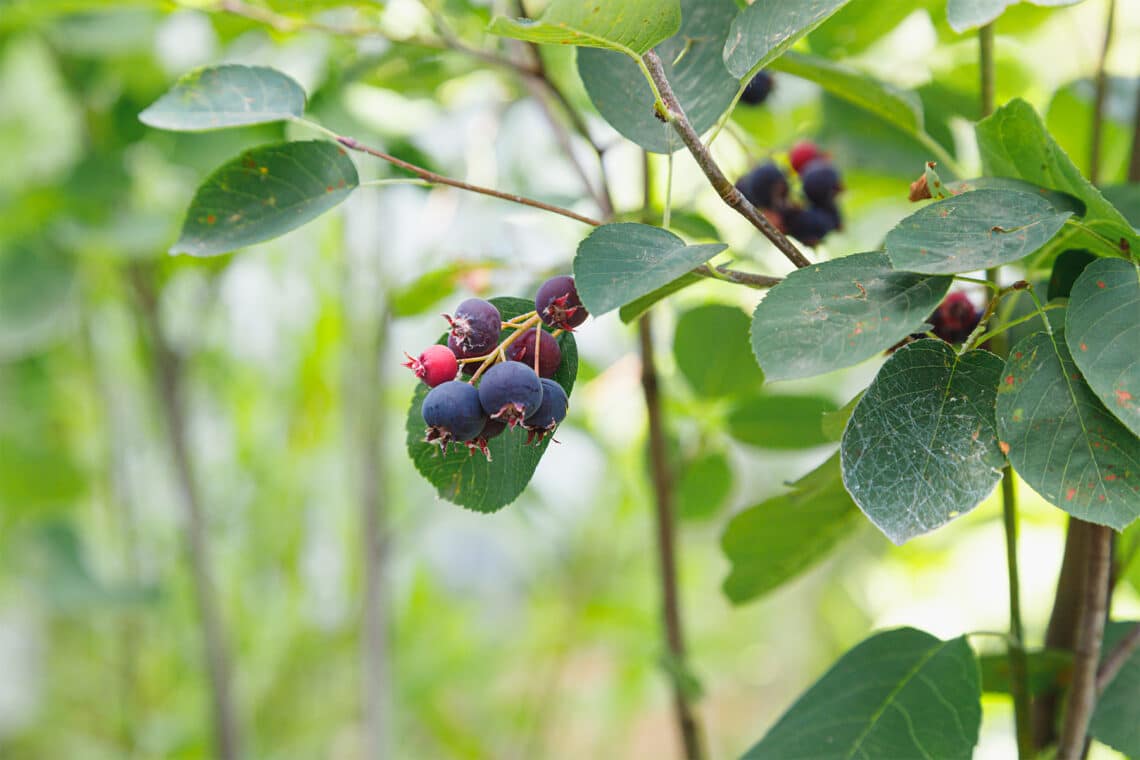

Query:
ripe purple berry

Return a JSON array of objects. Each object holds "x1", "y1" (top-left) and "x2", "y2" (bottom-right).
[
  {"x1": 739, "y1": 71, "x2": 773, "y2": 106},
  {"x1": 465, "y1": 418, "x2": 507, "y2": 460},
  {"x1": 477, "y1": 361, "x2": 543, "y2": 428},
  {"x1": 445, "y1": 298, "x2": 501, "y2": 359},
  {"x1": 785, "y1": 206, "x2": 838, "y2": 246},
  {"x1": 535, "y1": 276, "x2": 587, "y2": 331},
  {"x1": 929, "y1": 292, "x2": 980, "y2": 344},
  {"x1": 422, "y1": 380, "x2": 487, "y2": 451},
  {"x1": 403, "y1": 344, "x2": 458, "y2": 387},
  {"x1": 523, "y1": 378, "x2": 568, "y2": 444},
  {"x1": 800, "y1": 159, "x2": 843, "y2": 206},
  {"x1": 736, "y1": 162, "x2": 788, "y2": 210},
  {"x1": 505, "y1": 328, "x2": 562, "y2": 379}
]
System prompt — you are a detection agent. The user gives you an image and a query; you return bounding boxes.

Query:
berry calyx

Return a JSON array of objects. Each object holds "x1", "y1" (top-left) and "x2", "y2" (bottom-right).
[
  {"x1": 739, "y1": 71, "x2": 773, "y2": 106},
  {"x1": 465, "y1": 418, "x2": 506, "y2": 460},
  {"x1": 736, "y1": 162, "x2": 788, "y2": 210},
  {"x1": 445, "y1": 298, "x2": 501, "y2": 359},
  {"x1": 789, "y1": 140, "x2": 825, "y2": 175},
  {"x1": 505, "y1": 328, "x2": 562, "y2": 379},
  {"x1": 523, "y1": 378, "x2": 568, "y2": 445},
  {"x1": 536, "y1": 276, "x2": 587, "y2": 330},
  {"x1": 422, "y1": 381, "x2": 487, "y2": 452},
  {"x1": 800, "y1": 159, "x2": 843, "y2": 206},
  {"x1": 403, "y1": 344, "x2": 458, "y2": 387},
  {"x1": 929, "y1": 292, "x2": 980, "y2": 344},
  {"x1": 477, "y1": 362, "x2": 543, "y2": 428}
]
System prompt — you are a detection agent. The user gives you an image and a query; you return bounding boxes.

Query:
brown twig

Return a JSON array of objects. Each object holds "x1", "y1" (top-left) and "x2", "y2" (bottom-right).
[
  {"x1": 694, "y1": 264, "x2": 781, "y2": 289},
  {"x1": 641, "y1": 51, "x2": 811, "y2": 270},
  {"x1": 1096, "y1": 620, "x2": 1140, "y2": 693},
  {"x1": 1089, "y1": 0, "x2": 1117, "y2": 184}
]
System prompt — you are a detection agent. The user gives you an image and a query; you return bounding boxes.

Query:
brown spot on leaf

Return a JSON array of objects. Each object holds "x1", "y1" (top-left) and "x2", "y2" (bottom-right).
[{"x1": 999, "y1": 441, "x2": 1010, "y2": 454}]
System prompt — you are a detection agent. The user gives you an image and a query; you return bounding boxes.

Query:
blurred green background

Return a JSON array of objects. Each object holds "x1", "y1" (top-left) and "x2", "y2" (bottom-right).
[{"x1": 1, "y1": 1, "x2": 1139, "y2": 758}]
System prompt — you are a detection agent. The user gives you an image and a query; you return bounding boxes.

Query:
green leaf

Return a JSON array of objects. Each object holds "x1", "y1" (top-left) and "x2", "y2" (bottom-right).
[
  {"x1": 945, "y1": 176, "x2": 1086, "y2": 217},
  {"x1": 139, "y1": 64, "x2": 306, "y2": 132},
  {"x1": 721, "y1": 453, "x2": 859, "y2": 604},
  {"x1": 947, "y1": 0, "x2": 1084, "y2": 33},
  {"x1": 405, "y1": 297, "x2": 578, "y2": 513},
  {"x1": 997, "y1": 330, "x2": 1140, "y2": 528},
  {"x1": 821, "y1": 392, "x2": 862, "y2": 442},
  {"x1": 768, "y1": 51, "x2": 922, "y2": 136},
  {"x1": 488, "y1": 0, "x2": 680, "y2": 56},
  {"x1": 727, "y1": 393, "x2": 837, "y2": 449},
  {"x1": 673, "y1": 304, "x2": 762, "y2": 398},
  {"x1": 1101, "y1": 183, "x2": 1140, "y2": 227},
  {"x1": 751, "y1": 251, "x2": 952, "y2": 382},
  {"x1": 677, "y1": 451, "x2": 733, "y2": 521},
  {"x1": 723, "y1": 0, "x2": 852, "y2": 79},
  {"x1": 172, "y1": 141, "x2": 358, "y2": 257},
  {"x1": 618, "y1": 272, "x2": 703, "y2": 324},
  {"x1": 842, "y1": 340, "x2": 1006, "y2": 544},
  {"x1": 977, "y1": 649, "x2": 1072, "y2": 696},
  {"x1": 390, "y1": 262, "x2": 496, "y2": 318},
  {"x1": 0, "y1": 241, "x2": 76, "y2": 360},
  {"x1": 976, "y1": 99, "x2": 1138, "y2": 257},
  {"x1": 1066, "y1": 258, "x2": 1140, "y2": 438},
  {"x1": 885, "y1": 189, "x2": 1072, "y2": 275},
  {"x1": 578, "y1": 0, "x2": 738, "y2": 154},
  {"x1": 742, "y1": 628, "x2": 982, "y2": 759},
  {"x1": 1090, "y1": 620, "x2": 1140, "y2": 756},
  {"x1": 1048, "y1": 249, "x2": 1097, "y2": 300},
  {"x1": 573, "y1": 223, "x2": 725, "y2": 316}
]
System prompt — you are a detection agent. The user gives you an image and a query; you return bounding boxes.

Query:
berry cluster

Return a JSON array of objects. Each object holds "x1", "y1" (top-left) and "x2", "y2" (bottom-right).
[
  {"x1": 735, "y1": 140, "x2": 844, "y2": 247},
  {"x1": 404, "y1": 276, "x2": 586, "y2": 459}
]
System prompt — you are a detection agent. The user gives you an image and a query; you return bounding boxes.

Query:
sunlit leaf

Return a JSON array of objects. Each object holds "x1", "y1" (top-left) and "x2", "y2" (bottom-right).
[
  {"x1": 723, "y1": 0, "x2": 852, "y2": 79},
  {"x1": 488, "y1": 0, "x2": 679, "y2": 56},
  {"x1": 140, "y1": 64, "x2": 306, "y2": 132},
  {"x1": 677, "y1": 451, "x2": 733, "y2": 521},
  {"x1": 947, "y1": 0, "x2": 1085, "y2": 33},
  {"x1": 673, "y1": 303, "x2": 762, "y2": 398},
  {"x1": 727, "y1": 393, "x2": 837, "y2": 449}
]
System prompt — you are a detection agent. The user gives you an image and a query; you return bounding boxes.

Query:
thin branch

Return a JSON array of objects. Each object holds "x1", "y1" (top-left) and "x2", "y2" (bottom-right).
[
  {"x1": 1056, "y1": 523, "x2": 1113, "y2": 760},
  {"x1": 694, "y1": 264, "x2": 781, "y2": 289},
  {"x1": 1128, "y1": 57, "x2": 1140, "y2": 181},
  {"x1": 641, "y1": 51, "x2": 812, "y2": 270},
  {"x1": 335, "y1": 136, "x2": 603, "y2": 227},
  {"x1": 979, "y1": 24, "x2": 995, "y2": 119},
  {"x1": 1001, "y1": 471, "x2": 1033, "y2": 759},
  {"x1": 1089, "y1": 0, "x2": 1117, "y2": 185},
  {"x1": 1096, "y1": 620, "x2": 1140, "y2": 693}
]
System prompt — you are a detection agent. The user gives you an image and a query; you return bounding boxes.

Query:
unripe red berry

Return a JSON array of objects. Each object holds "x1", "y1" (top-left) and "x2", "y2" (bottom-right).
[
  {"x1": 789, "y1": 140, "x2": 825, "y2": 175},
  {"x1": 929, "y1": 292, "x2": 980, "y2": 344},
  {"x1": 403, "y1": 345, "x2": 458, "y2": 387}
]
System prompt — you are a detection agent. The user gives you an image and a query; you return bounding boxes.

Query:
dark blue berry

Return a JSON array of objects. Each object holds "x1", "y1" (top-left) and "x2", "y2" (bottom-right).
[
  {"x1": 800, "y1": 159, "x2": 843, "y2": 206},
  {"x1": 739, "y1": 71, "x2": 774, "y2": 105},
  {"x1": 785, "y1": 206, "x2": 838, "y2": 246},
  {"x1": 422, "y1": 380, "x2": 486, "y2": 450},
  {"x1": 505, "y1": 328, "x2": 562, "y2": 378},
  {"x1": 736, "y1": 162, "x2": 788, "y2": 210},
  {"x1": 478, "y1": 362, "x2": 543, "y2": 427},
  {"x1": 523, "y1": 378, "x2": 568, "y2": 444},
  {"x1": 446, "y1": 298, "x2": 501, "y2": 359},
  {"x1": 536, "y1": 276, "x2": 587, "y2": 330}
]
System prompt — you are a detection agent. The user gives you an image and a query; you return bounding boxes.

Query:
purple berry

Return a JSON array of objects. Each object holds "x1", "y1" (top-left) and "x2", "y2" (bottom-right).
[
  {"x1": 523, "y1": 378, "x2": 568, "y2": 444},
  {"x1": 465, "y1": 418, "x2": 507, "y2": 460},
  {"x1": 505, "y1": 328, "x2": 562, "y2": 379},
  {"x1": 445, "y1": 298, "x2": 501, "y2": 359},
  {"x1": 736, "y1": 162, "x2": 788, "y2": 210},
  {"x1": 929, "y1": 292, "x2": 980, "y2": 344},
  {"x1": 422, "y1": 380, "x2": 487, "y2": 451},
  {"x1": 800, "y1": 159, "x2": 843, "y2": 206},
  {"x1": 477, "y1": 361, "x2": 543, "y2": 428},
  {"x1": 535, "y1": 276, "x2": 587, "y2": 330},
  {"x1": 739, "y1": 71, "x2": 773, "y2": 106},
  {"x1": 785, "y1": 206, "x2": 838, "y2": 246}
]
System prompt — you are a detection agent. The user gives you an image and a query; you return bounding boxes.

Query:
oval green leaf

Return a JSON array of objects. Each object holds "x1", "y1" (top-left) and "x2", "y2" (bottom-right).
[
  {"x1": 742, "y1": 628, "x2": 982, "y2": 759},
  {"x1": 405, "y1": 297, "x2": 578, "y2": 514},
  {"x1": 841, "y1": 340, "x2": 1006, "y2": 545},
  {"x1": 997, "y1": 330, "x2": 1140, "y2": 528},
  {"x1": 172, "y1": 141, "x2": 359, "y2": 257},
  {"x1": 722, "y1": 453, "x2": 859, "y2": 604},
  {"x1": 139, "y1": 64, "x2": 306, "y2": 132},
  {"x1": 677, "y1": 451, "x2": 733, "y2": 521},
  {"x1": 673, "y1": 303, "x2": 762, "y2": 398},
  {"x1": 885, "y1": 189, "x2": 1072, "y2": 275},
  {"x1": 1090, "y1": 620, "x2": 1140, "y2": 757},
  {"x1": 751, "y1": 251, "x2": 952, "y2": 382},
  {"x1": 727, "y1": 393, "x2": 837, "y2": 450},
  {"x1": 573, "y1": 223, "x2": 726, "y2": 316},
  {"x1": 1065, "y1": 258, "x2": 1140, "y2": 438},
  {"x1": 578, "y1": 0, "x2": 738, "y2": 154},
  {"x1": 488, "y1": 0, "x2": 680, "y2": 56},
  {"x1": 947, "y1": 0, "x2": 1084, "y2": 33},
  {"x1": 723, "y1": 0, "x2": 852, "y2": 79}
]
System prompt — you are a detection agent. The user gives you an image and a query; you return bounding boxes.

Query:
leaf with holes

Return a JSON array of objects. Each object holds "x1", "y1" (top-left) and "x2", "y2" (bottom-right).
[
  {"x1": 578, "y1": 0, "x2": 738, "y2": 154},
  {"x1": 722, "y1": 453, "x2": 860, "y2": 604},
  {"x1": 885, "y1": 189, "x2": 1071, "y2": 275},
  {"x1": 841, "y1": 340, "x2": 1005, "y2": 544},
  {"x1": 1066, "y1": 258, "x2": 1140, "y2": 438},
  {"x1": 998, "y1": 331, "x2": 1140, "y2": 527},
  {"x1": 139, "y1": 64, "x2": 306, "y2": 132},
  {"x1": 728, "y1": 394, "x2": 837, "y2": 450},
  {"x1": 742, "y1": 628, "x2": 981, "y2": 759},
  {"x1": 172, "y1": 141, "x2": 358, "y2": 256},
  {"x1": 673, "y1": 303, "x2": 762, "y2": 398},
  {"x1": 405, "y1": 298, "x2": 578, "y2": 514},
  {"x1": 488, "y1": 0, "x2": 679, "y2": 56},
  {"x1": 947, "y1": 0, "x2": 1084, "y2": 33},
  {"x1": 751, "y1": 252, "x2": 952, "y2": 382},
  {"x1": 573, "y1": 223, "x2": 725, "y2": 316},
  {"x1": 723, "y1": 0, "x2": 852, "y2": 79}
]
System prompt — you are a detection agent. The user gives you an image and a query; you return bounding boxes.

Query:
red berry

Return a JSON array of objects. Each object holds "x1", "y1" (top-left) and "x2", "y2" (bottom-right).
[
  {"x1": 789, "y1": 140, "x2": 825, "y2": 175},
  {"x1": 403, "y1": 345, "x2": 459, "y2": 387},
  {"x1": 505, "y1": 328, "x2": 562, "y2": 378},
  {"x1": 930, "y1": 292, "x2": 980, "y2": 344}
]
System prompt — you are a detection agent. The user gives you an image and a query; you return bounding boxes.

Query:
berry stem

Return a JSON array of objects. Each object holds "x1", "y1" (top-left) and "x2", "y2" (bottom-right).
[{"x1": 468, "y1": 314, "x2": 542, "y2": 383}]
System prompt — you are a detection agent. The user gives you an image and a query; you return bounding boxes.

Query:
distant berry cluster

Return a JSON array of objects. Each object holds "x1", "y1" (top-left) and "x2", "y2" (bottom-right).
[
  {"x1": 404, "y1": 276, "x2": 586, "y2": 459},
  {"x1": 735, "y1": 140, "x2": 844, "y2": 247}
]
